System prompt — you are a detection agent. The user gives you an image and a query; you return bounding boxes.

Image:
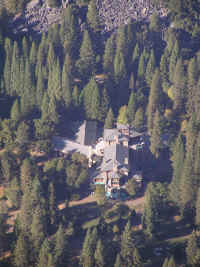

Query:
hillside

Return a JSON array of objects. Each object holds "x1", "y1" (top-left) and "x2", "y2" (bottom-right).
[
  {"x1": 5, "y1": 0, "x2": 168, "y2": 35},
  {"x1": 0, "y1": 0, "x2": 200, "y2": 266}
]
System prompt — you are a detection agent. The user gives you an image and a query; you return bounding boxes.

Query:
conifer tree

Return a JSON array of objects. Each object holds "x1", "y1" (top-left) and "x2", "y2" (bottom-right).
[
  {"x1": 49, "y1": 59, "x2": 62, "y2": 101},
  {"x1": 21, "y1": 60, "x2": 36, "y2": 116},
  {"x1": 187, "y1": 57, "x2": 199, "y2": 115},
  {"x1": 30, "y1": 204, "x2": 46, "y2": 255},
  {"x1": 13, "y1": 233, "x2": 30, "y2": 267},
  {"x1": 10, "y1": 99, "x2": 21, "y2": 122},
  {"x1": 90, "y1": 82, "x2": 101, "y2": 121},
  {"x1": 20, "y1": 158, "x2": 34, "y2": 193},
  {"x1": 187, "y1": 57, "x2": 198, "y2": 89},
  {"x1": 83, "y1": 78, "x2": 100, "y2": 121},
  {"x1": 167, "y1": 256, "x2": 178, "y2": 267},
  {"x1": 87, "y1": 0, "x2": 101, "y2": 32},
  {"x1": 186, "y1": 231, "x2": 200, "y2": 266},
  {"x1": 120, "y1": 220, "x2": 134, "y2": 265},
  {"x1": 54, "y1": 224, "x2": 67, "y2": 266},
  {"x1": 169, "y1": 134, "x2": 185, "y2": 205},
  {"x1": 132, "y1": 43, "x2": 140, "y2": 73},
  {"x1": 16, "y1": 121, "x2": 31, "y2": 146},
  {"x1": 142, "y1": 183, "x2": 160, "y2": 238},
  {"x1": 10, "y1": 41, "x2": 21, "y2": 95},
  {"x1": 100, "y1": 87, "x2": 110, "y2": 122},
  {"x1": 134, "y1": 107, "x2": 145, "y2": 130},
  {"x1": 129, "y1": 72, "x2": 135, "y2": 91},
  {"x1": 114, "y1": 51, "x2": 127, "y2": 82},
  {"x1": 72, "y1": 85, "x2": 79, "y2": 107},
  {"x1": 114, "y1": 253, "x2": 123, "y2": 267},
  {"x1": 150, "y1": 110, "x2": 163, "y2": 158},
  {"x1": 127, "y1": 91, "x2": 137, "y2": 125},
  {"x1": 160, "y1": 49, "x2": 170, "y2": 91},
  {"x1": 80, "y1": 227, "x2": 98, "y2": 267},
  {"x1": 104, "y1": 108, "x2": 115, "y2": 129},
  {"x1": 37, "y1": 239, "x2": 52, "y2": 267},
  {"x1": 47, "y1": 44, "x2": 56, "y2": 74},
  {"x1": 172, "y1": 58, "x2": 186, "y2": 111},
  {"x1": 94, "y1": 239, "x2": 105, "y2": 267},
  {"x1": 77, "y1": 30, "x2": 95, "y2": 79},
  {"x1": 62, "y1": 56, "x2": 73, "y2": 109},
  {"x1": 137, "y1": 49, "x2": 149, "y2": 81},
  {"x1": 147, "y1": 69, "x2": 163, "y2": 132},
  {"x1": 30, "y1": 42, "x2": 37, "y2": 72},
  {"x1": 117, "y1": 105, "x2": 128, "y2": 125},
  {"x1": 22, "y1": 37, "x2": 29, "y2": 59},
  {"x1": 146, "y1": 49, "x2": 156, "y2": 86},
  {"x1": 19, "y1": 189, "x2": 33, "y2": 233},
  {"x1": 48, "y1": 182, "x2": 57, "y2": 225},
  {"x1": 132, "y1": 247, "x2": 143, "y2": 267},
  {"x1": 103, "y1": 34, "x2": 115, "y2": 75},
  {"x1": 3, "y1": 38, "x2": 13, "y2": 95},
  {"x1": 169, "y1": 40, "x2": 180, "y2": 82},
  {"x1": 36, "y1": 66, "x2": 46, "y2": 107},
  {"x1": 195, "y1": 188, "x2": 200, "y2": 228},
  {"x1": 162, "y1": 257, "x2": 169, "y2": 267},
  {"x1": 180, "y1": 152, "x2": 197, "y2": 218},
  {"x1": 116, "y1": 25, "x2": 128, "y2": 57},
  {"x1": 60, "y1": 5, "x2": 79, "y2": 56}
]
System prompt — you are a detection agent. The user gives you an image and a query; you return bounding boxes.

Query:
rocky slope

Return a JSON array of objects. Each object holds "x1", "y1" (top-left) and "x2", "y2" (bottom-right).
[{"x1": 8, "y1": 0, "x2": 167, "y2": 35}]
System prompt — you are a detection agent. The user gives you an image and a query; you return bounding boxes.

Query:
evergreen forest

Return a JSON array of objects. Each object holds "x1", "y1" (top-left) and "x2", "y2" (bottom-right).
[{"x1": 0, "y1": 0, "x2": 200, "y2": 266}]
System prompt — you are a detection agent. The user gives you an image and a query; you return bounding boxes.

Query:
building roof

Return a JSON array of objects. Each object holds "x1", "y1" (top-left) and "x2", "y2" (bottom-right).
[
  {"x1": 104, "y1": 128, "x2": 129, "y2": 142},
  {"x1": 107, "y1": 171, "x2": 121, "y2": 179},
  {"x1": 117, "y1": 123, "x2": 130, "y2": 130},
  {"x1": 104, "y1": 129, "x2": 119, "y2": 141},
  {"x1": 101, "y1": 144, "x2": 129, "y2": 171},
  {"x1": 76, "y1": 120, "x2": 98, "y2": 146}
]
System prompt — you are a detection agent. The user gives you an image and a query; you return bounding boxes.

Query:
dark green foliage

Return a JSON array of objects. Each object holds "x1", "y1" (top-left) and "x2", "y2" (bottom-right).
[
  {"x1": 54, "y1": 224, "x2": 68, "y2": 266},
  {"x1": 150, "y1": 110, "x2": 163, "y2": 158},
  {"x1": 132, "y1": 247, "x2": 143, "y2": 267},
  {"x1": 104, "y1": 107, "x2": 115, "y2": 129},
  {"x1": 80, "y1": 227, "x2": 98, "y2": 267},
  {"x1": 76, "y1": 30, "x2": 95, "y2": 79},
  {"x1": 37, "y1": 239, "x2": 53, "y2": 267},
  {"x1": 120, "y1": 220, "x2": 135, "y2": 265},
  {"x1": 127, "y1": 91, "x2": 137, "y2": 125},
  {"x1": 48, "y1": 182, "x2": 58, "y2": 225},
  {"x1": 94, "y1": 239, "x2": 105, "y2": 267},
  {"x1": 60, "y1": 5, "x2": 79, "y2": 56},
  {"x1": 180, "y1": 152, "x2": 197, "y2": 218},
  {"x1": 186, "y1": 231, "x2": 200, "y2": 266},
  {"x1": 82, "y1": 78, "x2": 101, "y2": 121},
  {"x1": 87, "y1": 0, "x2": 102, "y2": 32},
  {"x1": 147, "y1": 69, "x2": 164, "y2": 132},
  {"x1": 16, "y1": 121, "x2": 31, "y2": 146},
  {"x1": 13, "y1": 233, "x2": 30, "y2": 267},
  {"x1": 103, "y1": 34, "x2": 115, "y2": 75},
  {"x1": 172, "y1": 58, "x2": 186, "y2": 111},
  {"x1": 145, "y1": 49, "x2": 156, "y2": 86},
  {"x1": 114, "y1": 253, "x2": 123, "y2": 267},
  {"x1": 169, "y1": 40, "x2": 180, "y2": 83},
  {"x1": 10, "y1": 99, "x2": 21, "y2": 122},
  {"x1": 30, "y1": 204, "x2": 47, "y2": 254},
  {"x1": 5, "y1": 177, "x2": 21, "y2": 208},
  {"x1": 142, "y1": 182, "x2": 168, "y2": 238},
  {"x1": 169, "y1": 134, "x2": 185, "y2": 205}
]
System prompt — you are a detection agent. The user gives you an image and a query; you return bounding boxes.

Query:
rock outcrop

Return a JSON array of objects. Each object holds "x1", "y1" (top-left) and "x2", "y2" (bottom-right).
[
  {"x1": 96, "y1": 0, "x2": 167, "y2": 31},
  {"x1": 9, "y1": 0, "x2": 63, "y2": 34},
  {"x1": 8, "y1": 0, "x2": 167, "y2": 35}
]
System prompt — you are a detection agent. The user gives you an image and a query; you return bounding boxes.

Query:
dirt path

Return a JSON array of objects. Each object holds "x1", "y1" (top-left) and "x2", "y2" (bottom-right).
[{"x1": 68, "y1": 195, "x2": 145, "y2": 212}]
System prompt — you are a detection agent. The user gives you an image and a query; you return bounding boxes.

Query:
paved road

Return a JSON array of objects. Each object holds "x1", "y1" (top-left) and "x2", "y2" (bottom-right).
[{"x1": 53, "y1": 136, "x2": 90, "y2": 157}]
